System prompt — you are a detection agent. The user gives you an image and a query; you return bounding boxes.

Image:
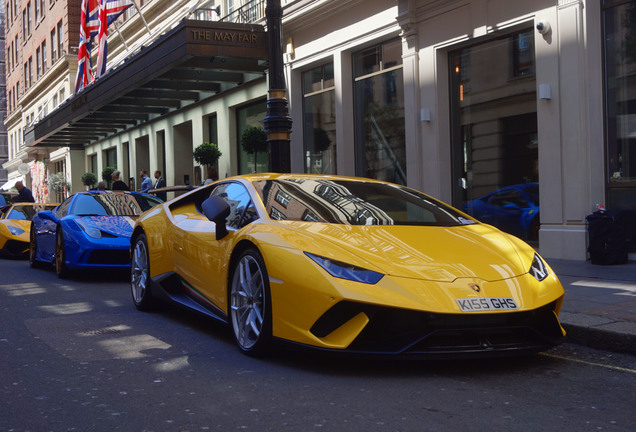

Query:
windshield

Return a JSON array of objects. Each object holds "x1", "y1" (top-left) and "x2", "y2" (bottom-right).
[
  {"x1": 7, "y1": 204, "x2": 57, "y2": 220},
  {"x1": 253, "y1": 179, "x2": 474, "y2": 226},
  {"x1": 72, "y1": 193, "x2": 162, "y2": 216}
]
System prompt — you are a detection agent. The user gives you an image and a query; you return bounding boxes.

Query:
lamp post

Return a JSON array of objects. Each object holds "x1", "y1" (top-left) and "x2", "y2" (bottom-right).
[{"x1": 264, "y1": 0, "x2": 292, "y2": 173}]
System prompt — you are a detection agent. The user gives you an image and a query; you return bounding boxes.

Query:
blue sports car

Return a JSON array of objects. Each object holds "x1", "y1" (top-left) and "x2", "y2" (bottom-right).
[
  {"x1": 463, "y1": 183, "x2": 540, "y2": 241},
  {"x1": 29, "y1": 191, "x2": 163, "y2": 278}
]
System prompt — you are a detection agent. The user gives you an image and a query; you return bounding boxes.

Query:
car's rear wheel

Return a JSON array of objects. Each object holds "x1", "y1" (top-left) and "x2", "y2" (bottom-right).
[
  {"x1": 29, "y1": 226, "x2": 41, "y2": 268},
  {"x1": 131, "y1": 233, "x2": 155, "y2": 311},
  {"x1": 55, "y1": 228, "x2": 69, "y2": 279},
  {"x1": 229, "y1": 248, "x2": 272, "y2": 356}
]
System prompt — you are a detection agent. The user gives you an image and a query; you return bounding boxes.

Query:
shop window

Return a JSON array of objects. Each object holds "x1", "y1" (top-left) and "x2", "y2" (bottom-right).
[
  {"x1": 302, "y1": 63, "x2": 337, "y2": 174},
  {"x1": 449, "y1": 29, "x2": 539, "y2": 242},
  {"x1": 603, "y1": 0, "x2": 636, "y2": 250},
  {"x1": 237, "y1": 100, "x2": 267, "y2": 174},
  {"x1": 353, "y1": 39, "x2": 406, "y2": 185}
]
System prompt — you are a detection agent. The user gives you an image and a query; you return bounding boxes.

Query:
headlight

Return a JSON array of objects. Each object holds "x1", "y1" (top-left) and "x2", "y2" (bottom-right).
[
  {"x1": 76, "y1": 218, "x2": 102, "y2": 239},
  {"x1": 305, "y1": 252, "x2": 383, "y2": 284},
  {"x1": 8, "y1": 226, "x2": 25, "y2": 236},
  {"x1": 530, "y1": 253, "x2": 548, "y2": 281}
]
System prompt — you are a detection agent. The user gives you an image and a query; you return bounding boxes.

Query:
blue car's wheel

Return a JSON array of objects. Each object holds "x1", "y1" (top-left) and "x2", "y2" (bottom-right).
[
  {"x1": 229, "y1": 248, "x2": 272, "y2": 356},
  {"x1": 55, "y1": 228, "x2": 69, "y2": 279},
  {"x1": 131, "y1": 233, "x2": 155, "y2": 311}
]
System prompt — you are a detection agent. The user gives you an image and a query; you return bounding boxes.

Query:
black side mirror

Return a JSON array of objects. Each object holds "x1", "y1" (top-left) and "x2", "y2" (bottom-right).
[{"x1": 201, "y1": 195, "x2": 231, "y2": 240}]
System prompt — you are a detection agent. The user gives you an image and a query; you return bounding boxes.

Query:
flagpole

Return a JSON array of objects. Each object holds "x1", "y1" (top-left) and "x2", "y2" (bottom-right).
[
  {"x1": 113, "y1": 21, "x2": 129, "y2": 50},
  {"x1": 131, "y1": 0, "x2": 152, "y2": 35}
]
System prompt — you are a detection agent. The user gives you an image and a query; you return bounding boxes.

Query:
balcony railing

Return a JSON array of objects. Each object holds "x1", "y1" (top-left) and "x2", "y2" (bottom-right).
[{"x1": 193, "y1": 0, "x2": 266, "y2": 24}]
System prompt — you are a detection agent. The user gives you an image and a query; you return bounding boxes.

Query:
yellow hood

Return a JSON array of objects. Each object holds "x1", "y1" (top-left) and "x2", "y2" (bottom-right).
[{"x1": 279, "y1": 222, "x2": 528, "y2": 283}]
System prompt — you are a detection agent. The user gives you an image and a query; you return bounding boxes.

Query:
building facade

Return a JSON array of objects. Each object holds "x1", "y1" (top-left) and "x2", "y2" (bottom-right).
[
  {"x1": 9, "y1": 0, "x2": 636, "y2": 261},
  {"x1": 3, "y1": 0, "x2": 81, "y2": 200},
  {"x1": 0, "y1": 0, "x2": 8, "y2": 186}
]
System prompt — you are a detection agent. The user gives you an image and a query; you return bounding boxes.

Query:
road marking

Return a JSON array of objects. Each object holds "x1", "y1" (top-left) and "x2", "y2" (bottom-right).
[{"x1": 540, "y1": 352, "x2": 636, "y2": 374}]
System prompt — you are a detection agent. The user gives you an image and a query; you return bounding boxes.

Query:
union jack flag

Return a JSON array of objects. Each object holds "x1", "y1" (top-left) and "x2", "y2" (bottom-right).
[
  {"x1": 74, "y1": 0, "x2": 99, "y2": 93},
  {"x1": 96, "y1": 0, "x2": 135, "y2": 77}
]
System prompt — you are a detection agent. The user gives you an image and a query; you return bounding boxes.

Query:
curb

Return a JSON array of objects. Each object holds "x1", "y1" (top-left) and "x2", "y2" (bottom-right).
[{"x1": 560, "y1": 312, "x2": 636, "y2": 355}]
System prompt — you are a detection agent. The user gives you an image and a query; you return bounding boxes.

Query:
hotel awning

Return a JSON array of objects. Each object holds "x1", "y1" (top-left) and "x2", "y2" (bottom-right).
[{"x1": 25, "y1": 19, "x2": 268, "y2": 149}]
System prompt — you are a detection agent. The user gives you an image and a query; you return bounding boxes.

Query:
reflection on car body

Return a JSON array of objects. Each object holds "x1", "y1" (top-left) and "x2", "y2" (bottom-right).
[{"x1": 130, "y1": 174, "x2": 565, "y2": 358}]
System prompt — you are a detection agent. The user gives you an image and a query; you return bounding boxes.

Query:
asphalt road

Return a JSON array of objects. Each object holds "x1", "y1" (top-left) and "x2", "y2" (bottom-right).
[{"x1": 1, "y1": 258, "x2": 636, "y2": 432}]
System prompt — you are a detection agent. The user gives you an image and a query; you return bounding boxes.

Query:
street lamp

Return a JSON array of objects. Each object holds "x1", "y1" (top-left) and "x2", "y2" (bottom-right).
[{"x1": 264, "y1": 0, "x2": 292, "y2": 173}]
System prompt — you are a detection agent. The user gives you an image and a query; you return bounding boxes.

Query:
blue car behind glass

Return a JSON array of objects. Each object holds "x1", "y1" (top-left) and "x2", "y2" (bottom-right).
[
  {"x1": 462, "y1": 183, "x2": 539, "y2": 241},
  {"x1": 29, "y1": 190, "x2": 163, "y2": 278}
]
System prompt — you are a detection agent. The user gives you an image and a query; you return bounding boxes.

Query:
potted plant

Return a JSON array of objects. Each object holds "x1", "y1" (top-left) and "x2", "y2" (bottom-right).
[
  {"x1": 81, "y1": 172, "x2": 97, "y2": 190},
  {"x1": 47, "y1": 172, "x2": 71, "y2": 198},
  {"x1": 193, "y1": 142, "x2": 222, "y2": 183},
  {"x1": 241, "y1": 126, "x2": 267, "y2": 173},
  {"x1": 102, "y1": 166, "x2": 116, "y2": 189}
]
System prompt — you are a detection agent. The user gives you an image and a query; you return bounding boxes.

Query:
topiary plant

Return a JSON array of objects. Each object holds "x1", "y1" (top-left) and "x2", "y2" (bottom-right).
[
  {"x1": 102, "y1": 166, "x2": 116, "y2": 188},
  {"x1": 81, "y1": 172, "x2": 97, "y2": 189},
  {"x1": 241, "y1": 126, "x2": 267, "y2": 173},
  {"x1": 193, "y1": 142, "x2": 222, "y2": 167}
]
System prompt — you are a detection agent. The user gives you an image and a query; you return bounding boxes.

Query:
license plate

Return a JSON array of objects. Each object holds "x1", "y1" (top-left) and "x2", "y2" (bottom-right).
[{"x1": 456, "y1": 297, "x2": 518, "y2": 312}]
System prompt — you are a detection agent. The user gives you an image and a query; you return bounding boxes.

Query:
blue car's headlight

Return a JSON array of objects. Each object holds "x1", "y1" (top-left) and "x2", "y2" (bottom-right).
[
  {"x1": 530, "y1": 253, "x2": 548, "y2": 281},
  {"x1": 75, "y1": 218, "x2": 102, "y2": 239},
  {"x1": 8, "y1": 226, "x2": 25, "y2": 236},
  {"x1": 305, "y1": 252, "x2": 383, "y2": 284}
]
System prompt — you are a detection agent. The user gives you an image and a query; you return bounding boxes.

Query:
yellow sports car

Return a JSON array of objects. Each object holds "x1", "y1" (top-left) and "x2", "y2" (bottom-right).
[
  {"x1": 0, "y1": 203, "x2": 58, "y2": 258},
  {"x1": 131, "y1": 174, "x2": 565, "y2": 357}
]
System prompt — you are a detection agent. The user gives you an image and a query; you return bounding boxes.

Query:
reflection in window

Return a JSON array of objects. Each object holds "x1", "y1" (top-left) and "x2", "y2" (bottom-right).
[
  {"x1": 353, "y1": 39, "x2": 406, "y2": 185},
  {"x1": 603, "y1": 0, "x2": 636, "y2": 251},
  {"x1": 253, "y1": 179, "x2": 471, "y2": 227},
  {"x1": 512, "y1": 31, "x2": 535, "y2": 77},
  {"x1": 211, "y1": 182, "x2": 257, "y2": 229},
  {"x1": 302, "y1": 63, "x2": 337, "y2": 174}
]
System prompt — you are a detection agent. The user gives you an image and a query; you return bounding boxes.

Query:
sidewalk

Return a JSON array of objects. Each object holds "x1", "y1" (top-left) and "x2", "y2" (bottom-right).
[{"x1": 548, "y1": 258, "x2": 636, "y2": 355}]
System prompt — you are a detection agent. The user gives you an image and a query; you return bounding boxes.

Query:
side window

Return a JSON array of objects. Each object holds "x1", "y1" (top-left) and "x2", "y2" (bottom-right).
[
  {"x1": 55, "y1": 196, "x2": 73, "y2": 218},
  {"x1": 211, "y1": 182, "x2": 258, "y2": 229}
]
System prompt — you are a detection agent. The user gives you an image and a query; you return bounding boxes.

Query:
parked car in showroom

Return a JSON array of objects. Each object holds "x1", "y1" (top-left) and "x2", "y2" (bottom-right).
[
  {"x1": 30, "y1": 191, "x2": 163, "y2": 278},
  {"x1": 130, "y1": 174, "x2": 565, "y2": 357}
]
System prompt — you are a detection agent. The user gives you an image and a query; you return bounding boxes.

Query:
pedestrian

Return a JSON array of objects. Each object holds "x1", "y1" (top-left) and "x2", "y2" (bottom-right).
[
  {"x1": 153, "y1": 170, "x2": 167, "y2": 201},
  {"x1": 97, "y1": 181, "x2": 106, "y2": 191},
  {"x1": 111, "y1": 170, "x2": 129, "y2": 191},
  {"x1": 139, "y1": 169, "x2": 152, "y2": 193},
  {"x1": 14, "y1": 181, "x2": 35, "y2": 203},
  {"x1": 203, "y1": 167, "x2": 218, "y2": 185}
]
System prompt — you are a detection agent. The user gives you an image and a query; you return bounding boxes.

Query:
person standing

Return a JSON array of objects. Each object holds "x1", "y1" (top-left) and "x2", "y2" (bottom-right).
[
  {"x1": 139, "y1": 169, "x2": 152, "y2": 194},
  {"x1": 14, "y1": 181, "x2": 35, "y2": 203},
  {"x1": 111, "y1": 171, "x2": 129, "y2": 191},
  {"x1": 153, "y1": 170, "x2": 167, "y2": 201}
]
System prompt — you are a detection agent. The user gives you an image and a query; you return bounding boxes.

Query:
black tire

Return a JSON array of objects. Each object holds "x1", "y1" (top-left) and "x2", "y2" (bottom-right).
[
  {"x1": 229, "y1": 248, "x2": 272, "y2": 356},
  {"x1": 29, "y1": 225, "x2": 42, "y2": 269},
  {"x1": 55, "y1": 228, "x2": 69, "y2": 279},
  {"x1": 130, "y1": 233, "x2": 155, "y2": 311}
]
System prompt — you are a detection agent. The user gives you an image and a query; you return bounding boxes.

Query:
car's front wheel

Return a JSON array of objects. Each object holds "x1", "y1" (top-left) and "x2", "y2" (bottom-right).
[
  {"x1": 55, "y1": 228, "x2": 69, "y2": 278},
  {"x1": 131, "y1": 233, "x2": 155, "y2": 311},
  {"x1": 229, "y1": 248, "x2": 272, "y2": 356}
]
